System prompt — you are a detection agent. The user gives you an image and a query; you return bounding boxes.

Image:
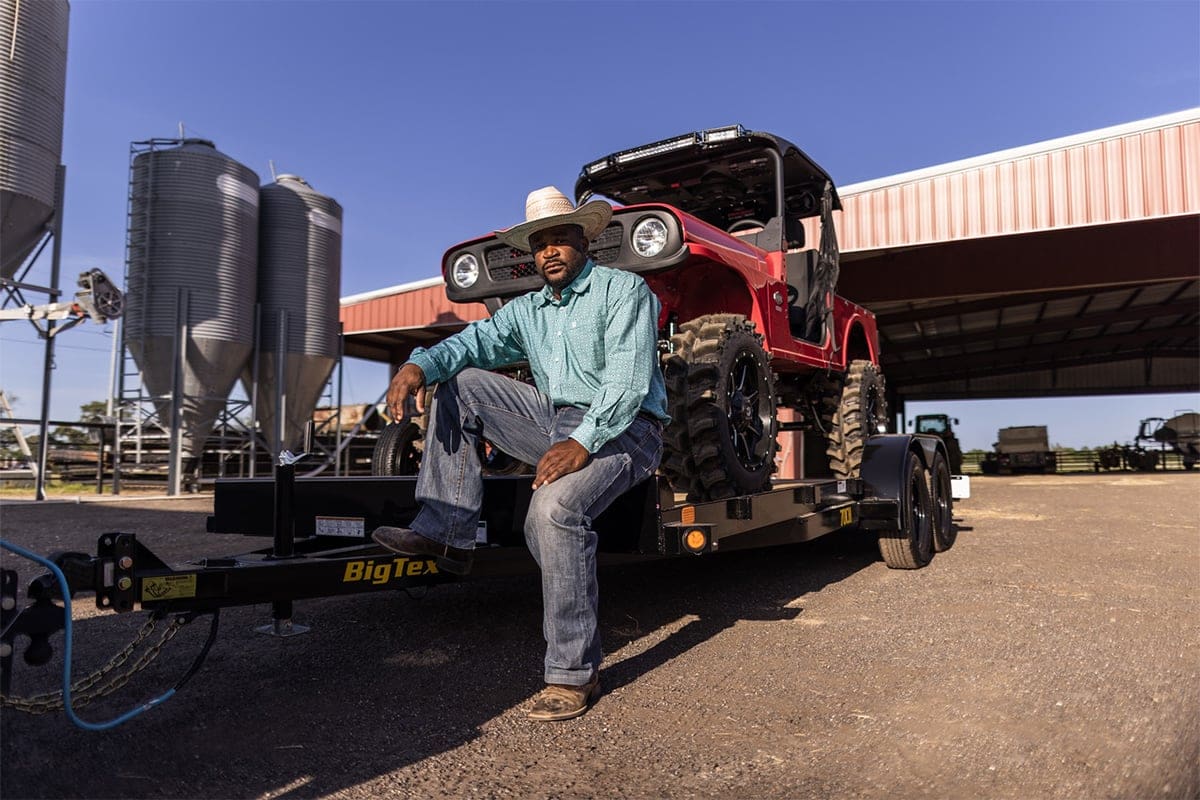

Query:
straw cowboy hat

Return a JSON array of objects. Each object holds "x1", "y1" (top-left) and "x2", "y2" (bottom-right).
[{"x1": 495, "y1": 186, "x2": 612, "y2": 252}]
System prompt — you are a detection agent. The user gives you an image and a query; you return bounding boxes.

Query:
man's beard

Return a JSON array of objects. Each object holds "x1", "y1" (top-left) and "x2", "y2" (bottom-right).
[{"x1": 541, "y1": 257, "x2": 584, "y2": 292}]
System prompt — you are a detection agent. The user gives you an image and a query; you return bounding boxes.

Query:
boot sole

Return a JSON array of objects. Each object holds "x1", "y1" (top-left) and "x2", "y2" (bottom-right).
[
  {"x1": 372, "y1": 531, "x2": 472, "y2": 575},
  {"x1": 434, "y1": 554, "x2": 473, "y2": 575}
]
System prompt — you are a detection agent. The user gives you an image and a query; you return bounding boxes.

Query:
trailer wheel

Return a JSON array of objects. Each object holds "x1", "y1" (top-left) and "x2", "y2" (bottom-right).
[
  {"x1": 825, "y1": 360, "x2": 888, "y2": 478},
  {"x1": 661, "y1": 314, "x2": 777, "y2": 501},
  {"x1": 878, "y1": 450, "x2": 933, "y2": 569},
  {"x1": 929, "y1": 451, "x2": 956, "y2": 552},
  {"x1": 372, "y1": 421, "x2": 423, "y2": 476}
]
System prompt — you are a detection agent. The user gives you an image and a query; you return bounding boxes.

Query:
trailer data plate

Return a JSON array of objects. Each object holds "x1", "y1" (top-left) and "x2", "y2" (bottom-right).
[{"x1": 315, "y1": 516, "x2": 366, "y2": 538}]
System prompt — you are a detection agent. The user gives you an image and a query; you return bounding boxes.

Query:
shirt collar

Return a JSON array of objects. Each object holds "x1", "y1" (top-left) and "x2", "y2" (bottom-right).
[{"x1": 534, "y1": 259, "x2": 595, "y2": 306}]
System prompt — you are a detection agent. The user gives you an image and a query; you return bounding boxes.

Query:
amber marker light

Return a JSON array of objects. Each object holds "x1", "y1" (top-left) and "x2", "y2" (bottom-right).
[{"x1": 684, "y1": 528, "x2": 708, "y2": 553}]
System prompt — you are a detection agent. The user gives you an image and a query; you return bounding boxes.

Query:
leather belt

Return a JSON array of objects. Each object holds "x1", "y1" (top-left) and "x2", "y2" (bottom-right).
[{"x1": 555, "y1": 406, "x2": 662, "y2": 428}]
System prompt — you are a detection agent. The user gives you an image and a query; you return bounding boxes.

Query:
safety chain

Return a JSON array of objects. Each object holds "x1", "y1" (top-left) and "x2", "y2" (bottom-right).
[{"x1": 1, "y1": 613, "x2": 188, "y2": 715}]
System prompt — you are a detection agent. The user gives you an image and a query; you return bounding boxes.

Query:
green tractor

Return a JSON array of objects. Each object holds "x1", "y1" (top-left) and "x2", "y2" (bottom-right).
[{"x1": 909, "y1": 414, "x2": 964, "y2": 474}]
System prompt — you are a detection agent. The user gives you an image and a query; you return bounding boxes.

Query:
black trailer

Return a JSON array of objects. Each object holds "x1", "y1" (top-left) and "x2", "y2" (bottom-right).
[{"x1": 1, "y1": 434, "x2": 954, "y2": 702}]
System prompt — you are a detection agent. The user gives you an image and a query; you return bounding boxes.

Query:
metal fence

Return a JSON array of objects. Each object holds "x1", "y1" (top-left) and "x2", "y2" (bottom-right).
[{"x1": 961, "y1": 449, "x2": 1193, "y2": 474}]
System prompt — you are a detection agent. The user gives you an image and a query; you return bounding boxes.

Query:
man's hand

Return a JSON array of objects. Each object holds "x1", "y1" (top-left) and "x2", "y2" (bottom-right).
[
  {"x1": 386, "y1": 363, "x2": 427, "y2": 420},
  {"x1": 533, "y1": 439, "x2": 590, "y2": 489}
]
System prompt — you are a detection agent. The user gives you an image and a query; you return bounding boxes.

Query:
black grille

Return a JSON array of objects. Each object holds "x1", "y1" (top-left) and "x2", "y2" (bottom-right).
[
  {"x1": 590, "y1": 222, "x2": 622, "y2": 265},
  {"x1": 485, "y1": 246, "x2": 538, "y2": 281},
  {"x1": 483, "y1": 222, "x2": 624, "y2": 281}
]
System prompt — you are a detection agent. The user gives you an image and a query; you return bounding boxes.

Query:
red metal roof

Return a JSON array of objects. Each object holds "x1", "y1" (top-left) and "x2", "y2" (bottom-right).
[
  {"x1": 341, "y1": 277, "x2": 487, "y2": 337},
  {"x1": 802, "y1": 109, "x2": 1200, "y2": 251}
]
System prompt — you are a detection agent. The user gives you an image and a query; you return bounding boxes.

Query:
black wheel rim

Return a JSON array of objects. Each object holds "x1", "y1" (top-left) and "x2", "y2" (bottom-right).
[
  {"x1": 726, "y1": 350, "x2": 771, "y2": 469},
  {"x1": 395, "y1": 424, "x2": 422, "y2": 474},
  {"x1": 933, "y1": 461, "x2": 950, "y2": 533},
  {"x1": 908, "y1": 469, "x2": 928, "y2": 539}
]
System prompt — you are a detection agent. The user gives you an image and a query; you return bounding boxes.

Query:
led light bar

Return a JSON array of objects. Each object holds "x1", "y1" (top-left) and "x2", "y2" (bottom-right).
[
  {"x1": 585, "y1": 159, "x2": 610, "y2": 176},
  {"x1": 613, "y1": 133, "x2": 699, "y2": 164},
  {"x1": 702, "y1": 125, "x2": 745, "y2": 143}
]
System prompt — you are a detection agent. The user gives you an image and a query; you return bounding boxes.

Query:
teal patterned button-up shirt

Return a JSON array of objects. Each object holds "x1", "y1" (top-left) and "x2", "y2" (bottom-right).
[{"x1": 407, "y1": 260, "x2": 670, "y2": 453}]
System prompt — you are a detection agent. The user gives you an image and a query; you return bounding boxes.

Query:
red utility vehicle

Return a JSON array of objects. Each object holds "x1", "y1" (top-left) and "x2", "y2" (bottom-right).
[{"x1": 440, "y1": 126, "x2": 887, "y2": 500}]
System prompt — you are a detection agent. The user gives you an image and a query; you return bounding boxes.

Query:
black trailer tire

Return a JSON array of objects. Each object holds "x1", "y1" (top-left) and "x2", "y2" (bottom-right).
[
  {"x1": 826, "y1": 360, "x2": 888, "y2": 478},
  {"x1": 372, "y1": 421, "x2": 423, "y2": 476},
  {"x1": 661, "y1": 314, "x2": 777, "y2": 501},
  {"x1": 929, "y1": 451, "x2": 956, "y2": 552},
  {"x1": 878, "y1": 450, "x2": 934, "y2": 569}
]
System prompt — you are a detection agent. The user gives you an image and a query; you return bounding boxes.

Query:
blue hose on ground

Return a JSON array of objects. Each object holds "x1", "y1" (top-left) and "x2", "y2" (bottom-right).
[{"x1": 0, "y1": 538, "x2": 176, "y2": 730}]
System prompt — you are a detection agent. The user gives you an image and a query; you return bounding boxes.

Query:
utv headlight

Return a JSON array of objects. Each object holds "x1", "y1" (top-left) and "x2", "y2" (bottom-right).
[
  {"x1": 450, "y1": 253, "x2": 480, "y2": 288},
  {"x1": 632, "y1": 217, "x2": 668, "y2": 258}
]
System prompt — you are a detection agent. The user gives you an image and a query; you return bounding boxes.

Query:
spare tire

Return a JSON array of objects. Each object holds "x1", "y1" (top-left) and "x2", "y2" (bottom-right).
[{"x1": 372, "y1": 420, "x2": 424, "y2": 476}]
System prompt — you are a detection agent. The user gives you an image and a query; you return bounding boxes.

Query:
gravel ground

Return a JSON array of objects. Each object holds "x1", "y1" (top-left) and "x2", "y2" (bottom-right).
[{"x1": 1, "y1": 473, "x2": 1197, "y2": 800}]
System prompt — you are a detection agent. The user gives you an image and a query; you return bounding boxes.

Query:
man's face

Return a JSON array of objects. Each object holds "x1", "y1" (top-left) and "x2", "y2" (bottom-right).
[{"x1": 530, "y1": 224, "x2": 588, "y2": 294}]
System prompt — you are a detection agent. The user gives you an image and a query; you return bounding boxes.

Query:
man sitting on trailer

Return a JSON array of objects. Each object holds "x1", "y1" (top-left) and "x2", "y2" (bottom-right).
[{"x1": 373, "y1": 186, "x2": 670, "y2": 721}]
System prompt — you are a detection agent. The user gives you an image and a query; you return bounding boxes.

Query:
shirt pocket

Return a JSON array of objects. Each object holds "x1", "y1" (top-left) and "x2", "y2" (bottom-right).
[{"x1": 567, "y1": 317, "x2": 607, "y2": 379}]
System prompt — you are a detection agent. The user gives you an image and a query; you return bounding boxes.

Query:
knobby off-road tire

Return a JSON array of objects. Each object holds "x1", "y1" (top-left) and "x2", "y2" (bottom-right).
[
  {"x1": 372, "y1": 420, "x2": 424, "y2": 476},
  {"x1": 878, "y1": 449, "x2": 934, "y2": 569},
  {"x1": 929, "y1": 450, "x2": 956, "y2": 552},
  {"x1": 660, "y1": 314, "x2": 778, "y2": 501},
  {"x1": 825, "y1": 360, "x2": 888, "y2": 478}
]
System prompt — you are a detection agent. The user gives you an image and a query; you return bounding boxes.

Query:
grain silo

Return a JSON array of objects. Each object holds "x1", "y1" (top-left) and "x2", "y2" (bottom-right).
[
  {"x1": 244, "y1": 174, "x2": 343, "y2": 454},
  {"x1": 124, "y1": 139, "x2": 259, "y2": 462},
  {"x1": 0, "y1": 0, "x2": 70, "y2": 278}
]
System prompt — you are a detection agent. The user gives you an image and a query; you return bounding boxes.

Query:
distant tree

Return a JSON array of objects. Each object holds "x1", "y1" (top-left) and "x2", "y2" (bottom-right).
[
  {"x1": 0, "y1": 427, "x2": 19, "y2": 460},
  {"x1": 79, "y1": 400, "x2": 108, "y2": 421}
]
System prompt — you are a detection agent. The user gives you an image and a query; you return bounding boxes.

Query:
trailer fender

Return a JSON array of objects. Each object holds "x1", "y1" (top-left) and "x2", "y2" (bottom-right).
[
  {"x1": 909, "y1": 433, "x2": 947, "y2": 471},
  {"x1": 857, "y1": 434, "x2": 936, "y2": 568},
  {"x1": 856, "y1": 434, "x2": 931, "y2": 529}
]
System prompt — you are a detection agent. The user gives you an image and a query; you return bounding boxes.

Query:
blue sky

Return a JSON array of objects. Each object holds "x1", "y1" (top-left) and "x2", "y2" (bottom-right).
[{"x1": 2, "y1": 0, "x2": 1197, "y2": 450}]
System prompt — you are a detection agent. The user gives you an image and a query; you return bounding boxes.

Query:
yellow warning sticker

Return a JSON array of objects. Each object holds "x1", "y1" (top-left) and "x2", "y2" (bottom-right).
[{"x1": 141, "y1": 574, "x2": 197, "y2": 601}]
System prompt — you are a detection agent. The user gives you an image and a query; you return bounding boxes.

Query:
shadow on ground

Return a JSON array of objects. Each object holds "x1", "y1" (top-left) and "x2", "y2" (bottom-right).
[{"x1": 0, "y1": 528, "x2": 881, "y2": 799}]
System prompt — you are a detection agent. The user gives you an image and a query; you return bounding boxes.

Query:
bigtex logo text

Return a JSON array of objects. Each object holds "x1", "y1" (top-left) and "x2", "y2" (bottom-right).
[{"x1": 343, "y1": 557, "x2": 438, "y2": 584}]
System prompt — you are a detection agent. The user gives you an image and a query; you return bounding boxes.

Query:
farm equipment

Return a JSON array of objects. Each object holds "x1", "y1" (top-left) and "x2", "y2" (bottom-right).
[
  {"x1": 908, "y1": 414, "x2": 963, "y2": 473},
  {"x1": 980, "y1": 425, "x2": 1056, "y2": 475},
  {"x1": 1095, "y1": 413, "x2": 1199, "y2": 472},
  {"x1": 433, "y1": 125, "x2": 886, "y2": 501},
  {"x1": 1133, "y1": 413, "x2": 1198, "y2": 470}
]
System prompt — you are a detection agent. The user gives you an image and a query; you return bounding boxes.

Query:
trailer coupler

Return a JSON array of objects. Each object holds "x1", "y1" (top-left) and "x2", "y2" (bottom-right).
[{"x1": 1, "y1": 539, "x2": 220, "y2": 730}]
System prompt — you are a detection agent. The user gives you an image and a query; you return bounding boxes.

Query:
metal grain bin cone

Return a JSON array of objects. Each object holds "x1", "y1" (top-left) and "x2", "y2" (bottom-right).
[
  {"x1": 0, "y1": 0, "x2": 69, "y2": 278},
  {"x1": 242, "y1": 174, "x2": 342, "y2": 454},
  {"x1": 125, "y1": 140, "x2": 259, "y2": 460}
]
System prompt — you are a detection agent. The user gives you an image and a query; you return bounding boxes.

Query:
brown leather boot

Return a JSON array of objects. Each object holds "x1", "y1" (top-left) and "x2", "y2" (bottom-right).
[
  {"x1": 371, "y1": 526, "x2": 473, "y2": 575},
  {"x1": 527, "y1": 674, "x2": 601, "y2": 721}
]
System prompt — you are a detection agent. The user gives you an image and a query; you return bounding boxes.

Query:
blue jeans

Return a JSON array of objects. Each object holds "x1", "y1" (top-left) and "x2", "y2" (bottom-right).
[{"x1": 411, "y1": 368, "x2": 663, "y2": 686}]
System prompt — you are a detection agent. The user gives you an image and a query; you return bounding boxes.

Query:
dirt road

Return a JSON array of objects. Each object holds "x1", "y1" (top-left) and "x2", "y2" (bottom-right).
[{"x1": 1, "y1": 473, "x2": 1197, "y2": 799}]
